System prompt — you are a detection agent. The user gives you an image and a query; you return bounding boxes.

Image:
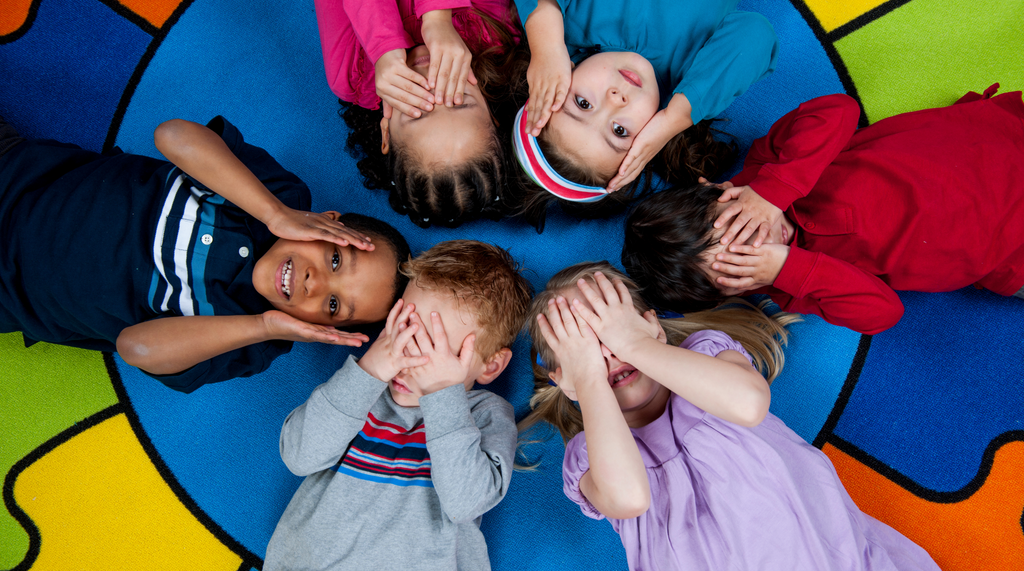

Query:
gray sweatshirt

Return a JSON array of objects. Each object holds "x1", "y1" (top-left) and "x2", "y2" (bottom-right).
[{"x1": 264, "y1": 356, "x2": 517, "y2": 571}]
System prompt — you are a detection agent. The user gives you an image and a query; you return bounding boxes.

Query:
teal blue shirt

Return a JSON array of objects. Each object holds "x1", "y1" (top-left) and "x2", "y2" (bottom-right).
[{"x1": 514, "y1": 0, "x2": 778, "y2": 123}]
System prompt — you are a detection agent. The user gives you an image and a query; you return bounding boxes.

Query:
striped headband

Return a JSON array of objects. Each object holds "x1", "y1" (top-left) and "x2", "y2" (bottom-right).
[{"x1": 512, "y1": 104, "x2": 607, "y2": 203}]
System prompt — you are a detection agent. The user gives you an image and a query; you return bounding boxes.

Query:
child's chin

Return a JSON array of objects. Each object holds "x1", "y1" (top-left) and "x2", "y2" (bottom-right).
[{"x1": 389, "y1": 386, "x2": 419, "y2": 408}]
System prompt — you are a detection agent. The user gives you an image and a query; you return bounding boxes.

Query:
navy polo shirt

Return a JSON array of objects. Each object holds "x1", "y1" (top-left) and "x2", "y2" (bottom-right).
[{"x1": 0, "y1": 117, "x2": 309, "y2": 392}]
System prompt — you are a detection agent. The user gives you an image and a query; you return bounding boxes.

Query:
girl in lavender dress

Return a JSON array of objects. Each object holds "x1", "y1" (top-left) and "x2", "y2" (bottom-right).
[{"x1": 520, "y1": 261, "x2": 939, "y2": 571}]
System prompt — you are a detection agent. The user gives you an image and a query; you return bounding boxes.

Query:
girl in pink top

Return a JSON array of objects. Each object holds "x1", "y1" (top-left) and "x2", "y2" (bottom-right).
[
  {"x1": 520, "y1": 262, "x2": 939, "y2": 570},
  {"x1": 315, "y1": 0, "x2": 527, "y2": 227}
]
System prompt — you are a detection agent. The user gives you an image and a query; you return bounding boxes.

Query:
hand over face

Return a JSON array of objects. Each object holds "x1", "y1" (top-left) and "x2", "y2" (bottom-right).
[
  {"x1": 420, "y1": 9, "x2": 477, "y2": 107},
  {"x1": 262, "y1": 309, "x2": 371, "y2": 346},
  {"x1": 374, "y1": 48, "x2": 435, "y2": 118},
  {"x1": 568, "y1": 272, "x2": 666, "y2": 360},
  {"x1": 713, "y1": 185, "x2": 783, "y2": 248},
  {"x1": 266, "y1": 208, "x2": 374, "y2": 251},
  {"x1": 357, "y1": 300, "x2": 428, "y2": 382},
  {"x1": 711, "y1": 243, "x2": 790, "y2": 293},
  {"x1": 535, "y1": 295, "x2": 606, "y2": 391},
  {"x1": 399, "y1": 311, "x2": 479, "y2": 396}
]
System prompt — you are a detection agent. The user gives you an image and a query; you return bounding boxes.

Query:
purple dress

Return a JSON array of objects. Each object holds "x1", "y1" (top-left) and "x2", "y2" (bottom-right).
[{"x1": 562, "y1": 330, "x2": 939, "y2": 571}]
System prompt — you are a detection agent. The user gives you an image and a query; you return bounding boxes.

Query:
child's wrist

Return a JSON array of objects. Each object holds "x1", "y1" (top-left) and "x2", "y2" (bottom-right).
[
  {"x1": 421, "y1": 9, "x2": 452, "y2": 25},
  {"x1": 666, "y1": 93, "x2": 694, "y2": 132}
]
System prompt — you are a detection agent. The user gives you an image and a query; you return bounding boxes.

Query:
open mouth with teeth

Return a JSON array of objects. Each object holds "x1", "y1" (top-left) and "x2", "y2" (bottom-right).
[
  {"x1": 609, "y1": 367, "x2": 639, "y2": 388},
  {"x1": 280, "y1": 259, "x2": 293, "y2": 299}
]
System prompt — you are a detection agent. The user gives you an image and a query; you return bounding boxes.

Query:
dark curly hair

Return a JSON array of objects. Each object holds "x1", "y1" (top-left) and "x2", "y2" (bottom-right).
[
  {"x1": 621, "y1": 182, "x2": 727, "y2": 313},
  {"x1": 512, "y1": 116, "x2": 736, "y2": 232},
  {"x1": 341, "y1": 8, "x2": 530, "y2": 229}
]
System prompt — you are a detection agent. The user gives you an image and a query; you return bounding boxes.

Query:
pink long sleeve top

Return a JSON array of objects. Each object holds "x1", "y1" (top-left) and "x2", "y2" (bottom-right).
[{"x1": 314, "y1": 0, "x2": 517, "y2": 109}]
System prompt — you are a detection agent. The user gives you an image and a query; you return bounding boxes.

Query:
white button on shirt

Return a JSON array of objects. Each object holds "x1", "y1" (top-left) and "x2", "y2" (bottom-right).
[
  {"x1": 238, "y1": 246, "x2": 250, "y2": 258},
  {"x1": 201, "y1": 233, "x2": 213, "y2": 245}
]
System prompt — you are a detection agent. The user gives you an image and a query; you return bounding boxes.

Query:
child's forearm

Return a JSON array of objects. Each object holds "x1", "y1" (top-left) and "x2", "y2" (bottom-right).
[
  {"x1": 116, "y1": 314, "x2": 274, "y2": 375},
  {"x1": 421, "y1": 388, "x2": 517, "y2": 523},
  {"x1": 523, "y1": 0, "x2": 566, "y2": 56},
  {"x1": 574, "y1": 374, "x2": 650, "y2": 520},
  {"x1": 154, "y1": 119, "x2": 286, "y2": 226},
  {"x1": 623, "y1": 338, "x2": 770, "y2": 427},
  {"x1": 665, "y1": 93, "x2": 694, "y2": 133},
  {"x1": 280, "y1": 357, "x2": 388, "y2": 476}
]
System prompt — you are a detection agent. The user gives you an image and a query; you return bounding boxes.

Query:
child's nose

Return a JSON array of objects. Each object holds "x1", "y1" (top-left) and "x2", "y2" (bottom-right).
[
  {"x1": 304, "y1": 268, "x2": 323, "y2": 296},
  {"x1": 607, "y1": 87, "x2": 627, "y2": 106}
]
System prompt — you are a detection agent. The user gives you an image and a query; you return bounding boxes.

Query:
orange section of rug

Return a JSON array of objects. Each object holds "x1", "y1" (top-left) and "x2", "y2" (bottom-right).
[
  {"x1": 824, "y1": 441, "x2": 1024, "y2": 571},
  {"x1": 116, "y1": 0, "x2": 182, "y2": 29},
  {"x1": 0, "y1": 0, "x2": 33, "y2": 37}
]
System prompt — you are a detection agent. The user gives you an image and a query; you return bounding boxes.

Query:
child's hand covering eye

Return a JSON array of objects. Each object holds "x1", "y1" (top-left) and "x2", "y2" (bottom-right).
[
  {"x1": 399, "y1": 311, "x2": 478, "y2": 395},
  {"x1": 261, "y1": 310, "x2": 371, "y2": 346},
  {"x1": 266, "y1": 208, "x2": 375, "y2": 251},
  {"x1": 714, "y1": 185, "x2": 784, "y2": 248},
  {"x1": 536, "y1": 296, "x2": 605, "y2": 383},
  {"x1": 712, "y1": 243, "x2": 790, "y2": 293},
  {"x1": 569, "y1": 272, "x2": 666, "y2": 360},
  {"x1": 420, "y1": 10, "x2": 477, "y2": 107},
  {"x1": 357, "y1": 300, "x2": 429, "y2": 382},
  {"x1": 607, "y1": 93, "x2": 694, "y2": 192},
  {"x1": 374, "y1": 49, "x2": 435, "y2": 118}
]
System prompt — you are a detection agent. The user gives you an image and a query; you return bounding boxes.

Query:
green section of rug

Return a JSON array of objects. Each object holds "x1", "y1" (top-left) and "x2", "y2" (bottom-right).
[
  {"x1": 837, "y1": 0, "x2": 1024, "y2": 122},
  {"x1": 0, "y1": 333, "x2": 117, "y2": 568}
]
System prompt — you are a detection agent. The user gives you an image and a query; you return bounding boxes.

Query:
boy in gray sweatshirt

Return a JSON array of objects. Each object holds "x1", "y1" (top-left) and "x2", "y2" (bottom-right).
[{"x1": 264, "y1": 240, "x2": 532, "y2": 571}]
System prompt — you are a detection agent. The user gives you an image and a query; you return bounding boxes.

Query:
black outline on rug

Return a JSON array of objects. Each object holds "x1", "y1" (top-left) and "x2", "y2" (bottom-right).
[
  {"x1": 101, "y1": 352, "x2": 266, "y2": 570},
  {"x1": 826, "y1": 0, "x2": 914, "y2": 43},
  {"x1": 0, "y1": 0, "x2": 42, "y2": 45},
  {"x1": 95, "y1": 0, "x2": 160, "y2": 36},
  {"x1": 787, "y1": 0, "x2": 869, "y2": 127},
  {"x1": 3, "y1": 404, "x2": 123, "y2": 571},
  {"x1": 829, "y1": 431, "x2": 1024, "y2": 503},
  {"x1": 102, "y1": 0, "x2": 197, "y2": 153},
  {"x1": 0, "y1": 353, "x2": 265, "y2": 571},
  {"x1": 811, "y1": 334, "x2": 872, "y2": 449}
]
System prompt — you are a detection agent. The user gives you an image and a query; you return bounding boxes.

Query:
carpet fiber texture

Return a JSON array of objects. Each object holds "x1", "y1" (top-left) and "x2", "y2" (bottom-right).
[{"x1": 1, "y1": 1, "x2": 1023, "y2": 569}]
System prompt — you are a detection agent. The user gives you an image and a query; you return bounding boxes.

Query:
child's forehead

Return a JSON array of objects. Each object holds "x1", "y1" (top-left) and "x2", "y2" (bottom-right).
[{"x1": 402, "y1": 282, "x2": 483, "y2": 332}]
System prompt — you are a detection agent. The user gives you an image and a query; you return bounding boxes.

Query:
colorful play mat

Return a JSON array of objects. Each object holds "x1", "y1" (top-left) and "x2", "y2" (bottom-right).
[{"x1": 1, "y1": 0, "x2": 1023, "y2": 569}]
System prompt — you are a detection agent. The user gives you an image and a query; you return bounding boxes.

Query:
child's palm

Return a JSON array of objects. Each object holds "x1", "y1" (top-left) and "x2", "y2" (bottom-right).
[
  {"x1": 571, "y1": 273, "x2": 663, "y2": 358},
  {"x1": 261, "y1": 310, "x2": 369, "y2": 346}
]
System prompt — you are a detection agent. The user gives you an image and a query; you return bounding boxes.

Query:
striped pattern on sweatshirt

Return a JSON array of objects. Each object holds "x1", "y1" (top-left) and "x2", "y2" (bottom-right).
[{"x1": 334, "y1": 413, "x2": 433, "y2": 487}]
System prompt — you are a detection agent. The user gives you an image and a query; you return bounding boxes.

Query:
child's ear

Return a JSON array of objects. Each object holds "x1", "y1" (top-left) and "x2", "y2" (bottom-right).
[
  {"x1": 379, "y1": 116, "x2": 390, "y2": 155},
  {"x1": 322, "y1": 211, "x2": 342, "y2": 221},
  {"x1": 549, "y1": 368, "x2": 577, "y2": 401},
  {"x1": 475, "y1": 347, "x2": 513, "y2": 385}
]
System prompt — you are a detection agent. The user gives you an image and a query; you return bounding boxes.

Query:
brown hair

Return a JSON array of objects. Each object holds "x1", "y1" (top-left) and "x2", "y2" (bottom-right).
[
  {"x1": 517, "y1": 261, "x2": 798, "y2": 443},
  {"x1": 401, "y1": 240, "x2": 533, "y2": 357}
]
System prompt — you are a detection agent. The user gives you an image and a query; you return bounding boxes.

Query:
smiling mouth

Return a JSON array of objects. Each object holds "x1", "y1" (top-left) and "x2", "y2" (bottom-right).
[
  {"x1": 609, "y1": 367, "x2": 639, "y2": 388},
  {"x1": 280, "y1": 259, "x2": 293, "y2": 299},
  {"x1": 619, "y1": 69, "x2": 642, "y2": 88}
]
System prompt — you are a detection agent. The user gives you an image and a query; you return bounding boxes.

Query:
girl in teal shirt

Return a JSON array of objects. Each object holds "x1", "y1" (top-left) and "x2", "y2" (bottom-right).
[{"x1": 511, "y1": 0, "x2": 777, "y2": 229}]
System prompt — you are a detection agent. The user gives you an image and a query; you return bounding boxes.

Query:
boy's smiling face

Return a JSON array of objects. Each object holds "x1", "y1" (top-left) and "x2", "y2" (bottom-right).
[{"x1": 252, "y1": 232, "x2": 397, "y2": 327}]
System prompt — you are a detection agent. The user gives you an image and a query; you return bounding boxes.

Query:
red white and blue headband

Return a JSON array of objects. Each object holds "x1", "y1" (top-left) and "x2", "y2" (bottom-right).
[{"x1": 512, "y1": 104, "x2": 608, "y2": 203}]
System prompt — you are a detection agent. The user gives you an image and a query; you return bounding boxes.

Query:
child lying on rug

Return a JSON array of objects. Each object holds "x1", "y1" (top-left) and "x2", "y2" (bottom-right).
[
  {"x1": 622, "y1": 85, "x2": 1024, "y2": 334},
  {"x1": 0, "y1": 116, "x2": 410, "y2": 392},
  {"x1": 520, "y1": 262, "x2": 940, "y2": 570},
  {"x1": 264, "y1": 240, "x2": 531, "y2": 571},
  {"x1": 510, "y1": 0, "x2": 776, "y2": 230},
  {"x1": 321, "y1": 0, "x2": 529, "y2": 227}
]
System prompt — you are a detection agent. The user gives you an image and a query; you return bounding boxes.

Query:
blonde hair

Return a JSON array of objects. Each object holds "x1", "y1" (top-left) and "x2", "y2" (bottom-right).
[
  {"x1": 517, "y1": 261, "x2": 798, "y2": 443},
  {"x1": 401, "y1": 240, "x2": 533, "y2": 358}
]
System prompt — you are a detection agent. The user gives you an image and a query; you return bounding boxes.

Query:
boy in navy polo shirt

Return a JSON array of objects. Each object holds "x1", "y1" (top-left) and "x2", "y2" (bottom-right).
[{"x1": 0, "y1": 115, "x2": 410, "y2": 393}]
